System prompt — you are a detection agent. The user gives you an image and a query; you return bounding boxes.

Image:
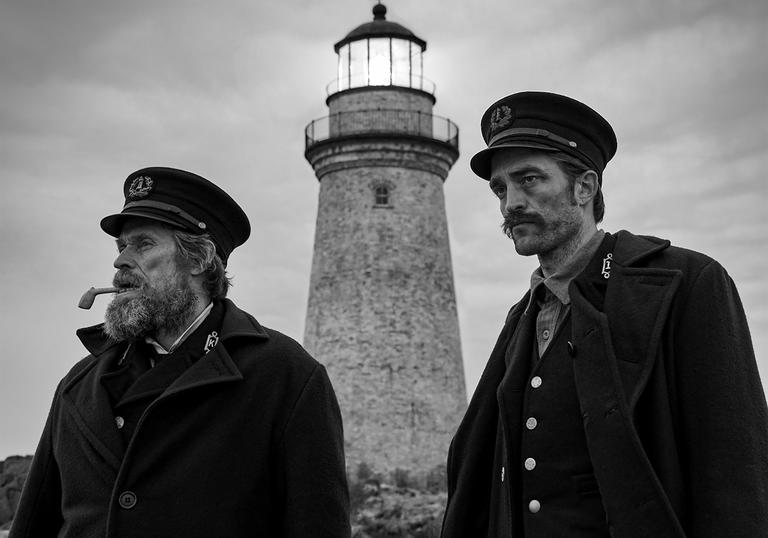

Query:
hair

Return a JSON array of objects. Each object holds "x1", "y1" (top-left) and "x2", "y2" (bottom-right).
[
  {"x1": 549, "y1": 151, "x2": 605, "y2": 224},
  {"x1": 171, "y1": 230, "x2": 232, "y2": 300}
]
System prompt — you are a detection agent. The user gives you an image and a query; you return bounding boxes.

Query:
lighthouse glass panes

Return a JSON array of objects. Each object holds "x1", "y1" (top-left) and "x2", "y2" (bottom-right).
[{"x1": 338, "y1": 37, "x2": 423, "y2": 91}]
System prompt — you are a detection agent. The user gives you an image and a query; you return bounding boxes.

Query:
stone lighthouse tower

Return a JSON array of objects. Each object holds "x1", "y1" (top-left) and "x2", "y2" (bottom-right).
[{"x1": 304, "y1": 4, "x2": 466, "y2": 487}]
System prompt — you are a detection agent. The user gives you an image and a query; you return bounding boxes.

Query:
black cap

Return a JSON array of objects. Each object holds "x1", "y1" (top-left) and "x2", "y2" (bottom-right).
[
  {"x1": 470, "y1": 91, "x2": 617, "y2": 180},
  {"x1": 101, "y1": 167, "x2": 250, "y2": 264}
]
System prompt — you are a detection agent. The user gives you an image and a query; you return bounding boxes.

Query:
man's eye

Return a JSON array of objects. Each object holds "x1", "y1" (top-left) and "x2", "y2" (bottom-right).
[
  {"x1": 520, "y1": 175, "x2": 540, "y2": 185},
  {"x1": 491, "y1": 185, "x2": 505, "y2": 198}
]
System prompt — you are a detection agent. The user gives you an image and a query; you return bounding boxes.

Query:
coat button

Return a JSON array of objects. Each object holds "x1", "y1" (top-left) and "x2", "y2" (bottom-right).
[
  {"x1": 530, "y1": 376, "x2": 542, "y2": 389},
  {"x1": 524, "y1": 457, "x2": 536, "y2": 471},
  {"x1": 542, "y1": 329, "x2": 550, "y2": 340},
  {"x1": 525, "y1": 417, "x2": 538, "y2": 430},
  {"x1": 567, "y1": 341, "x2": 576, "y2": 356},
  {"x1": 529, "y1": 499, "x2": 541, "y2": 513},
  {"x1": 115, "y1": 416, "x2": 125, "y2": 429},
  {"x1": 118, "y1": 491, "x2": 137, "y2": 509}
]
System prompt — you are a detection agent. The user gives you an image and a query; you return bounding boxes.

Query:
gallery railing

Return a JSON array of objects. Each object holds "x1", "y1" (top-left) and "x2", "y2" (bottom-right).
[{"x1": 305, "y1": 108, "x2": 459, "y2": 152}]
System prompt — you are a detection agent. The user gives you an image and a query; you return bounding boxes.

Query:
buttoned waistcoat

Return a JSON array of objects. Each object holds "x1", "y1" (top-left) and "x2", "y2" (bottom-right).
[
  {"x1": 11, "y1": 299, "x2": 351, "y2": 538},
  {"x1": 442, "y1": 230, "x2": 768, "y2": 538}
]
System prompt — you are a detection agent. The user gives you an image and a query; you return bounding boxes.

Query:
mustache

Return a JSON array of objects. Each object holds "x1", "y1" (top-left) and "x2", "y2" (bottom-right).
[
  {"x1": 502, "y1": 210, "x2": 544, "y2": 228},
  {"x1": 112, "y1": 271, "x2": 144, "y2": 289}
]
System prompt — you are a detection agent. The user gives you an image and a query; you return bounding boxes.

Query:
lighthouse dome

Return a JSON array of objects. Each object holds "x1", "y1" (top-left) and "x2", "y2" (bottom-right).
[{"x1": 334, "y1": 4, "x2": 426, "y2": 52}]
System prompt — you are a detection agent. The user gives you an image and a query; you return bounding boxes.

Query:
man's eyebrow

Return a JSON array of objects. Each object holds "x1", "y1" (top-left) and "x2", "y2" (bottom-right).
[
  {"x1": 116, "y1": 232, "x2": 155, "y2": 246},
  {"x1": 490, "y1": 164, "x2": 548, "y2": 184},
  {"x1": 507, "y1": 164, "x2": 548, "y2": 177}
]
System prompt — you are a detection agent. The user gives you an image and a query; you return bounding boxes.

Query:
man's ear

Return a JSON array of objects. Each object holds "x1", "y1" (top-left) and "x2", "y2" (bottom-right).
[
  {"x1": 189, "y1": 262, "x2": 206, "y2": 277},
  {"x1": 574, "y1": 170, "x2": 599, "y2": 207}
]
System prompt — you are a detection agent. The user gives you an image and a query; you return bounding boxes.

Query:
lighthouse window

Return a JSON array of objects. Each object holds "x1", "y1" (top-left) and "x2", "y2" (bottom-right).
[{"x1": 374, "y1": 186, "x2": 390, "y2": 206}]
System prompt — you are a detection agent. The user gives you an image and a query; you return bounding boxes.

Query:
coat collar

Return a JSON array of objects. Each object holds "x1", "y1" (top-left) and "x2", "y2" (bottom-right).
[
  {"x1": 63, "y1": 299, "x2": 269, "y2": 474},
  {"x1": 611, "y1": 229, "x2": 670, "y2": 267},
  {"x1": 76, "y1": 298, "x2": 269, "y2": 357}
]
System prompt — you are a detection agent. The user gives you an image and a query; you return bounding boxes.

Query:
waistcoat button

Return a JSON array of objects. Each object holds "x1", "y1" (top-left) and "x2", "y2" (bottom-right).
[
  {"x1": 526, "y1": 417, "x2": 538, "y2": 430},
  {"x1": 115, "y1": 416, "x2": 125, "y2": 429},
  {"x1": 530, "y1": 376, "x2": 542, "y2": 388},
  {"x1": 524, "y1": 457, "x2": 536, "y2": 471},
  {"x1": 118, "y1": 490, "x2": 137, "y2": 509},
  {"x1": 528, "y1": 499, "x2": 541, "y2": 513}
]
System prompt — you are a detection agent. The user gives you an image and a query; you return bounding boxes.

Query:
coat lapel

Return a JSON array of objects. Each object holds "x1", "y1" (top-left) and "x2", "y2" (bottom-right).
[
  {"x1": 442, "y1": 299, "x2": 527, "y2": 538},
  {"x1": 582, "y1": 230, "x2": 682, "y2": 409},
  {"x1": 569, "y1": 231, "x2": 685, "y2": 537},
  {"x1": 61, "y1": 299, "x2": 268, "y2": 476},
  {"x1": 152, "y1": 299, "x2": 269, "y2": 400},
  {"x1": 161, "y1": 342, "x2": 244, "y2": 398},
  {"x1": 60, "y1": 344, "x2": 127, "y2": 478}
]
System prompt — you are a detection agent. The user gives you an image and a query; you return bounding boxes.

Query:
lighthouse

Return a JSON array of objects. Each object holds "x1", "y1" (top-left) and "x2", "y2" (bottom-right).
[{"x1": 303, "y1": 4, "x2": 466, "y2": 488}]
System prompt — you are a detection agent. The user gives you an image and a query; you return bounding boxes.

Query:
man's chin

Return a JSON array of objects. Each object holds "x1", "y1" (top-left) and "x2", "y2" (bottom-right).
[
  {"x1": 104, "y1": 297, "x2": 152, "y2": 341},
  {"x1": 510, "y1": 229, "x2": 541, "y2": 256}
]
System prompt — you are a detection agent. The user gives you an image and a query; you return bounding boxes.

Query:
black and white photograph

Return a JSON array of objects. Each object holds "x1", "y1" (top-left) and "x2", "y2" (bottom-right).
[{"x1": 1, "y1": 0, "x2": 766, "y2": 535}]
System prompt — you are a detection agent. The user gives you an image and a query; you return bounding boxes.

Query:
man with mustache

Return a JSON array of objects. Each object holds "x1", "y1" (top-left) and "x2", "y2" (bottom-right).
[
  {"x1": 11, "y1": 167, "x2": 350, "y2": 537},
  {"x1": 441, "y1": 92, "x2": 768, "y2": 537}
]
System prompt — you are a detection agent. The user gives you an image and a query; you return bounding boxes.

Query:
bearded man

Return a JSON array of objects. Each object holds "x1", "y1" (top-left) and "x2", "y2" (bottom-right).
[
  {"x1": 440, "y1": 92, "x2": 768, "y2": 537},
  {"x1": 11, "y1": 167, "x2": 350, "y2": 538}
]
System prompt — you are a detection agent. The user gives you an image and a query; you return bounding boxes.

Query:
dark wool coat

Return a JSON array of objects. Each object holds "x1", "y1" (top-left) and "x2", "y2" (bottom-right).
[
  {"x1": 442, "y1": 230, "x2": 768, "y2": 538},
  {"x1": 11, "y1": 299, "x2": 351, "y2": 538}
]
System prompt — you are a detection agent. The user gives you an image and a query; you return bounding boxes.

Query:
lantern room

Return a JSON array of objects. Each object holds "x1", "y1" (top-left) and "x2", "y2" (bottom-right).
[{"x1": 331, "y1": 3, "x2": 431, "y2": 94}]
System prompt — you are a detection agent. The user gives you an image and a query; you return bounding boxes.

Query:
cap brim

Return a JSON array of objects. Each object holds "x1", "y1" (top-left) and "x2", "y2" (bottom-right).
[
  {"x1": 470, "y1": 141, "x2": 557, "y2": 180},
  {"x1": 100, "y1": 209, "x2": 193, "y2": 237}
]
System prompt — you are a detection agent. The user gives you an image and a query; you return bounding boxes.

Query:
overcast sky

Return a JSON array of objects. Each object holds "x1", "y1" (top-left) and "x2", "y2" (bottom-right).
[{"x1": 1, "y1": 0, "x2": 766, "y2": 457}]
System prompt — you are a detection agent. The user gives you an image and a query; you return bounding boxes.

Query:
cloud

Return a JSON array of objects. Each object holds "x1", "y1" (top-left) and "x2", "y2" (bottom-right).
[{"x1": 1, "y1": 0, "x2": 766, "y2": 457}]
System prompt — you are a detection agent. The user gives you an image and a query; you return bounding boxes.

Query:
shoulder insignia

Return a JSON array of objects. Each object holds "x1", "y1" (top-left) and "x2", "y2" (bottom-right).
[
  {"x1": 203, "y1": 331, "x2": 219, "y2": 354},
  {"x1": 601, "y1": 253, "x2": 613, "y2": 279}
]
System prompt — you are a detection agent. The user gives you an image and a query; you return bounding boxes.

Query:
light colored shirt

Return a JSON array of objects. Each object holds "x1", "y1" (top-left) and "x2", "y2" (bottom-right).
[{"x1": 527, "y1": 230, "x2": 605, "y2": 356}]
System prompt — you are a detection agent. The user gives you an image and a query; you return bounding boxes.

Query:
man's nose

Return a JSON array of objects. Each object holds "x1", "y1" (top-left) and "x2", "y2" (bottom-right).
[
  {"x1": 503, "y1": 185, "x2": 526, "y2": 213},
  {"x1": 113, "y1": 249, "x2": 135, "y2": 269}
]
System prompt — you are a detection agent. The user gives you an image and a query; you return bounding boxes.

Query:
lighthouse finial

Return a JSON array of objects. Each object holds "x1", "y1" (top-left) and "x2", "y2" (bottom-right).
[{"x1": 372, "y1": 3, "x2": 386, "y2": 20}]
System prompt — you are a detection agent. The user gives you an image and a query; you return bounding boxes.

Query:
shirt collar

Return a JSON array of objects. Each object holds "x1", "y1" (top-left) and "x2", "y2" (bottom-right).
[
  {"x1": 527, "y1": 229, "x2": 606, "y2": 310},
  {"x1": 145, "y1": 301, "x2": 214, "y2": 355}
]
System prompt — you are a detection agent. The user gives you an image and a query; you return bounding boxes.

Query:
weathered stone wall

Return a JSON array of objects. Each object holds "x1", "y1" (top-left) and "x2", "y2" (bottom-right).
[
  {"x1": 305, "y1": 86, "x2": 466, "y2": 487},
  {"x1": 328, "y1": 88, "x2": 434, "y2": 115}
]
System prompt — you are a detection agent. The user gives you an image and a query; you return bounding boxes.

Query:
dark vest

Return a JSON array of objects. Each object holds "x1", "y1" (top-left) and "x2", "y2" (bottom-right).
[{"x1": 491, "y1": 306, "x2": 610, "y2": 536}]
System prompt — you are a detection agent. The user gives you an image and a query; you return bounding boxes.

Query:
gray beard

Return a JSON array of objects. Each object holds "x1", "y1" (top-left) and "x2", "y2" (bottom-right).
[{"x1": 103, "y1": 283, "x2": 198, "y2": 343}]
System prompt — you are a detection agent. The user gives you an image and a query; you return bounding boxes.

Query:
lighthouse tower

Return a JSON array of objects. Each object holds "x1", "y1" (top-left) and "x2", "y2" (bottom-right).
[{"x1": 304, "y1": 4, "x2": 466, "y2": 487}]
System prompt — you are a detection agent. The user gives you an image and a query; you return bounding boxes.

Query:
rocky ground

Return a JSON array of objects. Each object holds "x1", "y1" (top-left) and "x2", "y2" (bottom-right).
[
  {"x1": 0, "y1": 455, "x2": 32, "y2": 530},
  {"x1": 0, "y1": 455, "x2": 447, "y2": 536},
  {"x1": 351, "y1": 484, "x2": 446, "y2": 538}
]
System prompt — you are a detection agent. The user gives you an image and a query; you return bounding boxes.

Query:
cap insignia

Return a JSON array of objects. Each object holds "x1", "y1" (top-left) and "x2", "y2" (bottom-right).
[
  {"x1": 489, "y1": 105, "x2": 513, "y2": 133},
  {"x1": 128, "y1": 176, "x2": 153, "y2": 199}
]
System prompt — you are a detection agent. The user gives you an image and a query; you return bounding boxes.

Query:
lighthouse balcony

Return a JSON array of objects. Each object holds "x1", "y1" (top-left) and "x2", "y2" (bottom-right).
[{"x1": 304, "y1": 108, "x2": 459, "y2": 152}]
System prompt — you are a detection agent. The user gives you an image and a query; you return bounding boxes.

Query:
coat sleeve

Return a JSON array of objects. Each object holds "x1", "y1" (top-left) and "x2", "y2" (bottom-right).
[
  {"x1": 674, "y1": 260, "x2": 768, "y2": 536},
  {"x1": 9, "y1": 389, "x2": 64, "y2": 537},
  {"x1": 278, "y1": 363, "x2": 351, "y2": 538}
]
